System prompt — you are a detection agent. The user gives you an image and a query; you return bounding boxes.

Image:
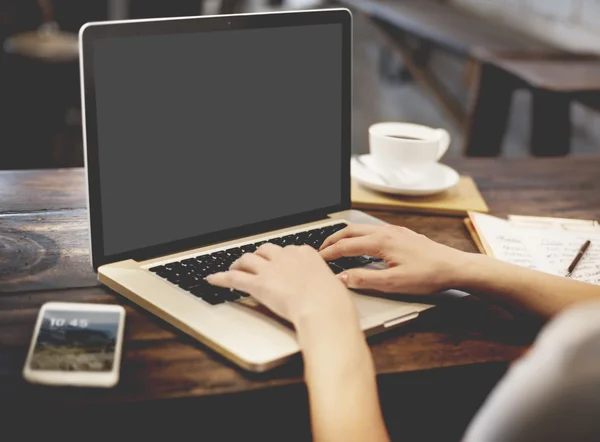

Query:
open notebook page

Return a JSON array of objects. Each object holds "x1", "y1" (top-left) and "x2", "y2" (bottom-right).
[
  {"x1": 469, "y1": 213, "x2": 600, "y2": 284},
  {"x1": 534, "y1": 231, "x2": 600, "y2": 284},
  {"x1": 469, "y1": 213, "x2": 538, "y2": 270}
]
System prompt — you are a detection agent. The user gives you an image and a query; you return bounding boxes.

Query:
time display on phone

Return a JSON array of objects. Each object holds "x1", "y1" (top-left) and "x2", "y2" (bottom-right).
[
  {"x1": 48, "y1": 318, "x2": 89, "y2": 328},
  {"x1": 30, "y1": 309, "x2": 121, "y2": 372}
]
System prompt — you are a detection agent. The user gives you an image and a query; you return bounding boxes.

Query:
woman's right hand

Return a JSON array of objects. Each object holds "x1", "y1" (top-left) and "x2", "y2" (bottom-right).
[{"x1": 319, "y1": 224, "x2": 473, "y2": 295}]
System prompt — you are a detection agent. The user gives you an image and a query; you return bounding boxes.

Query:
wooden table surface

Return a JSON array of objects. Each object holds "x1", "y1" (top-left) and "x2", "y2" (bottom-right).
[
  {"x1": 493, "y1": 57, "x2": 600, "y2": 92},
  {"x1": 340, "y1": 0, "x2": 558, "y2": 59},
  {"x1": 2, "y1": 158, "x2": 599, "y2": 412}
]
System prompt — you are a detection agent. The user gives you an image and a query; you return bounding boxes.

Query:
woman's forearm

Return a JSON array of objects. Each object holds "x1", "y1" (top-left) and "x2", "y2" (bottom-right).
[
  {"x1": 296, "y1": 303, "x2": 389, "y2": 442},
  {"x1": 457, "y1": 254, "x2": 600, "y2": 318}
]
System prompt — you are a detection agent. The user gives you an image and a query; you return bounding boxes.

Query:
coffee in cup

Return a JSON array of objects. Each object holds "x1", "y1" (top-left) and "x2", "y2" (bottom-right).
[{"x1": 368, "y1": 122, "x2": 450, "y2": 186}]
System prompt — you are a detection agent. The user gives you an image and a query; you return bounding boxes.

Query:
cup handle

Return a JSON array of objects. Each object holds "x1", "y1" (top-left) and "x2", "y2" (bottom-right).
[{"x1": 436, "y1": 129, "x2": 450, "y2": 160}]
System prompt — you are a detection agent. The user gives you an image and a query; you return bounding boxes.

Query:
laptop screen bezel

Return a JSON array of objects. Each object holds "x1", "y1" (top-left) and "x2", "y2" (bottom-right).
[{"x1": 80, "y1": 9, "x2": 352, "y2": 270}]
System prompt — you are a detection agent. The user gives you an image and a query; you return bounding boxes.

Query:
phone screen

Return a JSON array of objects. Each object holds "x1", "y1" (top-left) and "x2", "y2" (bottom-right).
[{"x1": 30, "y1": 309, "x2": 122, "y2": 372}]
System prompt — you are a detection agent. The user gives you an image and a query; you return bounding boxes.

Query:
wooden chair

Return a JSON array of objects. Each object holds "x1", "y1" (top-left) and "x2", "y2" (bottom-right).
[
  {"x1": 337, "y1": 0, "x2": 581, "y2": 156},
  {"x1": 467, "y1": 56, "x2": 600, "y2": 156}
]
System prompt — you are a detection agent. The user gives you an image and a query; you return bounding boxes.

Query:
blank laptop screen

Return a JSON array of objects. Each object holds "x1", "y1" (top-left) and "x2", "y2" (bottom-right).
[{"x1": 92, "y1": 22, "x2": 343, "y2": 256}]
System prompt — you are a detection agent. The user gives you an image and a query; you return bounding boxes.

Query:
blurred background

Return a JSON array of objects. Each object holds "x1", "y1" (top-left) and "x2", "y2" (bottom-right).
[{"x1": 2, "y1": 0, "x2": 600, "y2": 170}]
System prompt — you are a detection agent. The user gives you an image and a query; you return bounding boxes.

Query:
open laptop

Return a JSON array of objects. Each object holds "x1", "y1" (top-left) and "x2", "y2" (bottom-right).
[{"x1": 79, "y1": 9, "x2": 434, "y2": 372}]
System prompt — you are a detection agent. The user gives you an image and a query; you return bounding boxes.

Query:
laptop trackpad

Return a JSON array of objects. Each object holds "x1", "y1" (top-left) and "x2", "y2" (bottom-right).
[{"x1": 234, "y1": 290, "x2": 433, "y2": 332}]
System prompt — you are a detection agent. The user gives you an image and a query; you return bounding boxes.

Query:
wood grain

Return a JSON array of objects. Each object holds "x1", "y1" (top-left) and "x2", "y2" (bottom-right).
[
  {"x1": 493, "y1": 58, "x2": 600, "y2": 92},
  {"x1": 0, "y1": 209, "x2": 98, "y2": 293},
  {"x1": 0, "y1": 168, "x2": 86, "y2": 213},
  {"x1": 1, "y1": 158, "x2": 598, "y2": 409},
  {"x1": 0, "y1": 286, "x2": 530, "y2": 406},
  {"x1": 351, "y1": 175, "x2": 489, "y2": 216},
  {"x1": 447, "y1": 158, "x2": 600, "y2": 219}
]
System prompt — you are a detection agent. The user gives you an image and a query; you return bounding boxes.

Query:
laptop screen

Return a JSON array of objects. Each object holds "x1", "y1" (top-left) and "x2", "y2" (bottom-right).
[{"x1": 91, "y1": 20, "x2": 345, "y2": 257}]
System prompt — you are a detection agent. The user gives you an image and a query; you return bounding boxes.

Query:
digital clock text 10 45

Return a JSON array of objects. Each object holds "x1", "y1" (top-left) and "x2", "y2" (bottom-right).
[{"x1": 49, "y1": 318, "x2": 89, "y2": 328}]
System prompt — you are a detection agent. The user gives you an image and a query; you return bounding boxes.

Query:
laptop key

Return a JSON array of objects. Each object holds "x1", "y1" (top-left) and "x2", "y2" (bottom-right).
[
  {"x1": 214, "y1": 262, "x2": 230, "y2": 272},
  {"x1": 213, "y1": 252, "x2": 228, "y2": 261},
  {"x1": 205, "y1": 286, "x2": 231, "y2": 304},
  {"x1": 353, "y1": 256, "x2": 373, "y2": 266},
  {"x1": 269, "y1": 238, "x2": 284, "y2": 246},
  {"x1": 184, "y1": 267, "x2": 200, "y2": 277},
  {"x1": 226, "y1": 248, "x2": 242, "y2": 258},
  {"x1": 321, "y1": 227, "x2": 334, "y2": 236},
  {"x1": 292, "y1": 235, "x2": 306, "y2": 245},
  {"x1": 189, "y1": 279, "x2": 228, "y2": 297},
  {"x1": 212, "y1": 285, "x2": 231, "y2": 294},
  {"x1": 280, "y1": 234, "x2": 295, "y2": 246},
  {"x1": 307, "y1": 240, "x2": 322, "y2": 250},
  {"x1": 186, "y1": 260, "x2": 201, "y2": 274},
  {"x1": 327, "y1": 262, "x2": 344, "y2": 274},
  {"x1": 220, "y1": 289, "x2": 241, "y2": 302},
  {"x1": 178, "y1": 275, "x2": 201, "y2": 290},
  {"x1": 189, "y1": 281, "x2": 222, "y2": 300},
  {"x1": 201, "y1": 293, "x2": 226, "y2": 305},
  {"x1": 331, "y1": 223, "x2": 347, "y2": 232},
  {"x1": 169, "y1": 262, "x2": 186, "y2": 272},
  {"x1": 198, "y1": 267, "x2": 214, "y2": 277},
  {"x1": 333, "y1": 256, "x2": 371, "y2": 270},
  {"x1": 150, "y1": 266, "x2": 170, "y2": 277},
  {"x1": 295, "y1": 231, "x2": 309, "y2": 241},
  {"x1": 165, "y1": 273, "x2": 183, "y2": 284},
  {"x1": 314, "y1": 239, "x2": 326, "y2": 249},
  {"x1": 189, "y1": 282, "x2": 210, "y2": 296}
]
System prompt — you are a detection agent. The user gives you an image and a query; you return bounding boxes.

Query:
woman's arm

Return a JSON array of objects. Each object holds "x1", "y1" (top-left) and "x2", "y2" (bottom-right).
[
  {"x1": 207, "y1": 244, "x2": 389, "y2": 442},
  {"x1": 206, "y1": 224, "x2": 600, "y2": 441},
  {"x1": 319, "y1": 224, "x2": 600, "y2": 319},
  {"x1": 455, "y1": 254, "x2": 600, "y2": 318},
  {"x1": 297, "y1": 306, "x2": 389, "y2": 442}
]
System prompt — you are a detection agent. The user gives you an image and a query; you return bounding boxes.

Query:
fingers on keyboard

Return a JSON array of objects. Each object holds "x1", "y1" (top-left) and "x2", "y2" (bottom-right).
[{"x1": 149, "y1": 223, "x2": 367, "y2": 304}]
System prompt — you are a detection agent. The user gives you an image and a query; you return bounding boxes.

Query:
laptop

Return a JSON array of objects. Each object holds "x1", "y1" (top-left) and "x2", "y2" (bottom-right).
[{"x1": 79, "y1": 8, "x2": 434, "y2": 372}]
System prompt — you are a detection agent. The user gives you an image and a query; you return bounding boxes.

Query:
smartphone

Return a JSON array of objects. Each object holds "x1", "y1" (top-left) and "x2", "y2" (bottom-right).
[{"x1": 23, "y1": 302, "x2": 126, "y2": 388}]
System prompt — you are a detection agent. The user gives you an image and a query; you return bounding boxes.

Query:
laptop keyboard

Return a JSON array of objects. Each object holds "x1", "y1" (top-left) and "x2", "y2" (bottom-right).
[{"x1": 148, "y1": 223, "x2": 379, "y2": 305}]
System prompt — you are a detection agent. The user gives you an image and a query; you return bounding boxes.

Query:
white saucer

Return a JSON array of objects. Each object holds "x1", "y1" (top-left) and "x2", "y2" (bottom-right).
[{"x1": 351, "y1": 154, "x2": 459, "y2": 196}]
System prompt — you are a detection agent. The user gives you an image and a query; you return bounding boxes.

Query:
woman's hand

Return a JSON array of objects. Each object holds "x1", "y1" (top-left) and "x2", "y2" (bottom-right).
[
  {"x1": 207, "y1": 243, "x2": 357, "y2": 328},
  {"x1": 209, "y1": 243, "x2": 389, "y2": 442},
  {"x1": 320, "y1": 224, "x2": 472, "y2": 295}
]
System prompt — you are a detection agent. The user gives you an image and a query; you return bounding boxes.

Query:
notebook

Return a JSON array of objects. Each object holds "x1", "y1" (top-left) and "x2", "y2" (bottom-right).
[
  {"x1": 466, "y1": 212, "x2": 600, "y2": 285},
  {"x1": 351, "y1": 176, "x2": 489, "y2": 216}
]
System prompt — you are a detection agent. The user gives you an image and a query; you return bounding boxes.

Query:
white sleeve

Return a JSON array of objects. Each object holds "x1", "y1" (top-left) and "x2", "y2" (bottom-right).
[{"x1": 463, "y1": 301, "x2": 600, "y2": 442}]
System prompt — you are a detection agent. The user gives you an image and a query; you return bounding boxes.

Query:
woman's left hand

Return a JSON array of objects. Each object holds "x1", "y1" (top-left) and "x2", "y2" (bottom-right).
[
  {"x1": 207, "y1": 243, "x2": 357, "y2": 329},
  {"x1": 209, "y1": 245, "x2": 388, "y2": 442}
]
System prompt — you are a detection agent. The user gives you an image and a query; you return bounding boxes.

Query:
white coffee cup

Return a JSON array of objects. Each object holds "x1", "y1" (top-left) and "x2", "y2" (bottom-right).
[{"x1": 369, "y1": 122, "x2": 450, "y2": 186}]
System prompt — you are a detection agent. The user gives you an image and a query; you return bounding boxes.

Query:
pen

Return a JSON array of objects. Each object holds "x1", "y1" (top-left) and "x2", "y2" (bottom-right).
[{"x1": 565, "y1": 240, "x2": 591, "y2": 277}]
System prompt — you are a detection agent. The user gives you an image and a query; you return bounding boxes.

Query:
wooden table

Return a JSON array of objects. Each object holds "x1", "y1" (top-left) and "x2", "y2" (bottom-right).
[
  {"x1": 338, "y1": 0, "x2": 561, "y2": 128},
  {"x1": 466, "y1": 56, "x2": 600, "y2": 157},
  {"x1": 2, "y1": 158, "x2": 600, "y2": 440}
]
